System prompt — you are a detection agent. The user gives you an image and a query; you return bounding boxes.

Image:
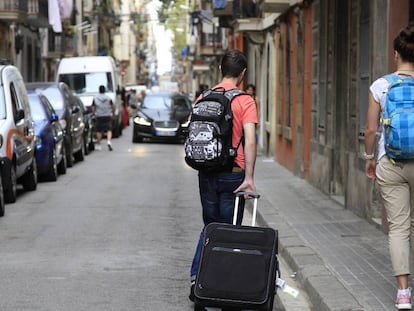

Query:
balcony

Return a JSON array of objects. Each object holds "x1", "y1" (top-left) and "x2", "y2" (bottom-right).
[
  {"x1": 0, "y1": 0, "x2": 28, "y2": 21},
  {"x1": 260, "y1": 0, "x2": 293, "y2": 13},
  {"x1": 199, "y1": 34, "x2": 225, "y2": 57},
  {"x1": 213, "y1": 0, "x2": 234, "y2": 17},
  {"x1": 232, "y1": 13, "x2": 280, "y2": 33},
  {"x1": 27, "y1": 0, "x2": 49, "y2": 27},
  {"x1": 197, "y1": 20, "x2": 226, "y2": 57},
  {"x1": 199, "y1": 45, "x2": 225, "y2": 57},
  {"x1": 213, "y1": 0, "x2": 261, "y2": 18}
]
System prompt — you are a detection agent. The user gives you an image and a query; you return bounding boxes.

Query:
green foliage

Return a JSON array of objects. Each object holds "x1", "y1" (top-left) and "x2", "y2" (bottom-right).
[{"x1": 156, "y1": 0, "x2": 188, "y2": 60}]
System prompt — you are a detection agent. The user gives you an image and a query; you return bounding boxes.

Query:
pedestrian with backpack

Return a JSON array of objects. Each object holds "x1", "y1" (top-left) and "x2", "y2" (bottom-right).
[
  {"x1": 365, "y1": 25, "x2": 414, "y2": 310},
  {"x1": 185, "y1": 49, "x2": 258, "y2": 301}
]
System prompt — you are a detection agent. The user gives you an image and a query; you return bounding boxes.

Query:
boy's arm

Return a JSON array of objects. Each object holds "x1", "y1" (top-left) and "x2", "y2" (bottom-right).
[{"x1": 234, "y1": 122, "x2": 257, "y2": 194}]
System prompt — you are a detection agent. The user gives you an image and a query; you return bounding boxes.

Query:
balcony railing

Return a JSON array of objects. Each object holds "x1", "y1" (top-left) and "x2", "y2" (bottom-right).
[
  {"x1": 27, "y1": 0, "x2": 49, "y2": 27},
  {"x1": 213, "y1": 0, "x2": 261, "y2": 18},
  {"x1": 47, "y1": 32, "x2": 76, "y2": 57},
  {"x1": 0, "y1": 0, "x2": 28, "y2": 21},
  {"x1": 260, "y1": 0, "x2": 292, "y2": 13},
  {"x1": 198, "y1": 28, "x2": 225, "y2": 57}
]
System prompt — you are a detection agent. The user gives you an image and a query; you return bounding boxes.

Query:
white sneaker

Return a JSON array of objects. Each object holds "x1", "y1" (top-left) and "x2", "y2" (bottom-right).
[
  {"x1": 396, "y1": 288, "x2": 412, "y2": 310},
  {"x1": 95, "y1": 144, "x2": 102, "y2": 151},
  {"x1": 107, "y1": 142, "x2": 113, "y2": 151}
]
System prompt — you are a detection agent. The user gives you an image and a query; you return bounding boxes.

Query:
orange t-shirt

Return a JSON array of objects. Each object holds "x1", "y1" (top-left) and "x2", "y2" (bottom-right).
[{"x1": 214, "y1": 82, "x2": 258, "y2": 169}]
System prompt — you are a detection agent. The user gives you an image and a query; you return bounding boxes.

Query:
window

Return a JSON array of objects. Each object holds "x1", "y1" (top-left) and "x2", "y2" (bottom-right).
[
  {"x1": 10, "y1": 84, "x2": 19, "y2": 121},
  {"x1": 358, "y1": 1, "x2": 370, "y2": 135},
  {"x1": 286, "y1": 23, "x2": 292, "y2": 127},
  {"x1": 318, "y1": 1, "x2": 328, "y2": 129}
]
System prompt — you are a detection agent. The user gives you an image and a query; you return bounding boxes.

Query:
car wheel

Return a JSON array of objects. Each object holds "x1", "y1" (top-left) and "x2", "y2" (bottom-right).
[
  {"x1": 22, "y1": 157, "x2": 38, "y2": 191},
  {"x1": 0, "y1": 176, "x2": 5, "y2": 217},
  {"x1": 89, "y1": 139, "x2": 95, "y2": 152},
  {"x1": 132, "y1": 127, "x2": 143, "y2": 143},
  {"x1": 132, "y1": 134, "x2": 143, "y2": 143},
  {"x1": 113, "y1": 125, "x2": 120, "y2": 138},
  {"x1": 119, "y1": 120, "x2": 123, "y2": 136},
  {"x1": 57, "y1": 144, "x2": 67, "y2": 175},
  {"x1": 66, "y1": 140, "x2": 74, "y2": 167},
  {"x1": 46, "y1": 149, "x2": 58, "y2": 182},
  {"x1": 74, "y1": 137, "x2": 85, "y2": 162},
  {"x1": 4, "y1": 164, "x2": 17, "y2": 203},
  {"x1": 84, "y1": 133, "x2": 90, "y2": 155}
]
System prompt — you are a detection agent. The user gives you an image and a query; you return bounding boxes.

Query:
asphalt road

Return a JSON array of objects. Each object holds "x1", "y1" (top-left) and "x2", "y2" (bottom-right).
[
  {"x1": 0, "y1": 126, "x2": 311, "y2": 311},
  {"x1": 0, "y1": 126, "x2": 203, "y2": 310}
]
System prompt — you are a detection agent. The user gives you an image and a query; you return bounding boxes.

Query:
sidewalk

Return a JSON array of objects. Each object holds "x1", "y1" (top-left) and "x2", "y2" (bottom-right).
[{"x1": 254, "y1": 155, "x2": 398, "y2": 311}]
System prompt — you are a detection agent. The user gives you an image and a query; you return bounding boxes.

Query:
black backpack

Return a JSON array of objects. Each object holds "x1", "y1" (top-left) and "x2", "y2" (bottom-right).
[{"x1": 184, "y1": 87, "x2": 246, "y2": 173}]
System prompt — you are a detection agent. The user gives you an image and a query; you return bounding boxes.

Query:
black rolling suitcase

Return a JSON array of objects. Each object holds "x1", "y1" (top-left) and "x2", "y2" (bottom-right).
[{"x1": 194, "y1": 192, "x2": 279, "y2": 311}]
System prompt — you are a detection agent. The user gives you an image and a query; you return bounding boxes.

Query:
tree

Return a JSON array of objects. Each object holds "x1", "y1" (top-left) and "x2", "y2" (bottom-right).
[{"x1": 156, "y1": 0, "x2": 188, "y2": 61}]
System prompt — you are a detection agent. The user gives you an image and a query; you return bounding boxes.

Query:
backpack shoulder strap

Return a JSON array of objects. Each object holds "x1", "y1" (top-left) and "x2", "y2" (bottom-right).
[
  {"x1": 199, "y1": 86, "x2": 226, "y2": 99},
  {"x1": 383, "y1": 73, "x2": 414, "y2": 85},
  {"x1": 224, "y1": 88, "x2": 246, "y2": 101},
  {"x1": 383, "y1": 73, "x2": 399, "y2": 84}
]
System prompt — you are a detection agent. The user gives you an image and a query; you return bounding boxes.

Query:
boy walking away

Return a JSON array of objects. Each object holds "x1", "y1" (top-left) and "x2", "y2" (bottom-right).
[
  {"x1": 365, "y1": 25, "x2": 414, "y2": 310},
  {"x1": 185, "y1": 49, "x2": 258, "y2": 301},
  {"x1": 92, "y1": 85, "x2": 115, "y2": 151}
]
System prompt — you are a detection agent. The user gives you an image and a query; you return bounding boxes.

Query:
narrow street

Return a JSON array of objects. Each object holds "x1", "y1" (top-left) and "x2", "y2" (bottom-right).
[{"x1": 0, "y1": 126, "x2": 312, "y2": 310}]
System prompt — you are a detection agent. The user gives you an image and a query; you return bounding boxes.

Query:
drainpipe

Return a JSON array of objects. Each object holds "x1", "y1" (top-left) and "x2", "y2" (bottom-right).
[{"x1": 9, "y1": 23, "x2": 16, "y2": 65}]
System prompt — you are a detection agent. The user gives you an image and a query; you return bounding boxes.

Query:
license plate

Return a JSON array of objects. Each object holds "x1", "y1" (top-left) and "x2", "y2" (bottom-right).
[{"x1": 156, "y1": 130, "x2": 176, "y2": 137}]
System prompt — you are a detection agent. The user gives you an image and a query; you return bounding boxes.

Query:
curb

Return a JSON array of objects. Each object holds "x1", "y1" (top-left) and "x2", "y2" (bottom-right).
[{"x1": 253, "y1": 193, "x2": 365, "y2": 311}]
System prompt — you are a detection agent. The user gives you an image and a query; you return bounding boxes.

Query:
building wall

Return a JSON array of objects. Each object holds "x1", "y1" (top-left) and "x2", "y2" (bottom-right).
[
  {"x1": 275, "y1": 14, "x2": 297, "y2": 172},
  {"x1": 262, "y1": 31, "x2": 277, "y2": 158},
  {"x1": 268, "y1": 0, "x2": 412, "y2": 226}
]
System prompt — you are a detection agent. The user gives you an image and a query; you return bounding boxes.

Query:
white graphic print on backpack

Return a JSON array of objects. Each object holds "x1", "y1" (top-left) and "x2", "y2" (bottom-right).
[
  {"x1": 383, "y1": 74, "x2": 414, "y2": 159},
  {"x1": 184, "y1": 88, "x2": 245, "y2": 172}
]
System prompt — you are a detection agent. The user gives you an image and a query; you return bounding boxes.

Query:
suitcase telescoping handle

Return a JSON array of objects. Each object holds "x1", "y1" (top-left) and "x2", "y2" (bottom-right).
[{"x1": 233, "y1": 192, "x2": 260, "y2": 226}]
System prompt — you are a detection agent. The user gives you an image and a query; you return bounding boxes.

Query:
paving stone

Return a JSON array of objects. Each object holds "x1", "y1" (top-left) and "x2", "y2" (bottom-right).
[{"x1": 253, "y1": 156, "x2": 403, "y2": 311}]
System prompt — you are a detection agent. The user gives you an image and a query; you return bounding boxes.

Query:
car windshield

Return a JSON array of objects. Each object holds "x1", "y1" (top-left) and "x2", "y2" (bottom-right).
[
  {"x1": 58, "y1": 72, "x2": 113, "y2": 94},
  {"x1": 41, "y1": 87, "x2": 64, "y2": 115},
  {"x1": 28, "y1": 94, "x2": 47, "y2": 122},
  {"x1": 142, "y1": 95, "x2": 172, "y2": 110}
]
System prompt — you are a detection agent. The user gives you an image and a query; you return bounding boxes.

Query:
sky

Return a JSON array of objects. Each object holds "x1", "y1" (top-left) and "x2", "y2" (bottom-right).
[{"x1": 146, "y1": 0, "x2": 173, "y2": 75}]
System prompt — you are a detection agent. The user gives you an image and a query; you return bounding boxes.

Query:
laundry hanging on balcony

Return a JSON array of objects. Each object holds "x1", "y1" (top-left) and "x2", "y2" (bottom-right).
[
  {"x1": 58, "y1": 0, "x2": 73, "y2": 19},
  {"x1": 48, "y1": 0, "x2": 73, "y2": 33},
  {"x1": 213, "y1": 0, "x2": 227, "y2": 9}
]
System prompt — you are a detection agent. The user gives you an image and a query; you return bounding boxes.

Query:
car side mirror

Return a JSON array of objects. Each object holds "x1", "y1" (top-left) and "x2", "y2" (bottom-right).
[{"x1": 51, "y1": 113, "x2": 59, "y2": 122}]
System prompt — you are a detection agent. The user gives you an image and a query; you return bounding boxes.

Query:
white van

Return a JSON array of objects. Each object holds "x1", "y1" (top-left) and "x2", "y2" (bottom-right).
[
  {"x1": 56, "y1": 56, "x2": 123, "y2": 137},
  {"x1": 0, "y1": 65, "x2": 38, "y2": 207}
]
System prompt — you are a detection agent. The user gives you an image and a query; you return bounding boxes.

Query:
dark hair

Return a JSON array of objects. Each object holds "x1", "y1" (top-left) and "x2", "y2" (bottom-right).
[
  {"x1": 220, "y1": 49, "x2": 247, "y2": 78},
  {"x1": 394, "y1": 25, "x2": 414, "y2": 63},
  {"x1": 99, "y1": 85, "x2": 106, "y2": 93},
  {"x1": 245, "y1": 83, "x2": 256, "y2": 93}
]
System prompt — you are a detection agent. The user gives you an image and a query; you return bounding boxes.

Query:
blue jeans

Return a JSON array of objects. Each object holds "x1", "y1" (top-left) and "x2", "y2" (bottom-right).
[{"x1": 190, "y1": 170, "x2": 245, "y2": 281}]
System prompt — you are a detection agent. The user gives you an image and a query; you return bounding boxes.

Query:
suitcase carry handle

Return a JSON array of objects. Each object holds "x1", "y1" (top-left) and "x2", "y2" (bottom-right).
[{"x1": 233, "y1": 192, "x2": 260, "y2": 226}]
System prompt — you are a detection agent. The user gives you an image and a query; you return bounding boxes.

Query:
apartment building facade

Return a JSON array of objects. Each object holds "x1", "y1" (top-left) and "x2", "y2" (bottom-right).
[{"x1": 186, "y1": 0, "x2": 412, "y2": 228}]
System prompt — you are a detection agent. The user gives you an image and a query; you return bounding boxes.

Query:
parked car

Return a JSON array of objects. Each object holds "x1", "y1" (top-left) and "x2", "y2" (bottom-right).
[
  {"x1": 75, "y1": 95, "x2": 95, "y2": 154},
  {"x1": 132, "y1": 92, "x2": 192, "y2": 143},
  {"x1": 26, "y1": 82, "x2": 86, "y2": 167},
  {"x1": 27, "y1": 90, "x2": 66, "y2": 181},
  {"x1": 0, "y1": 65, "x2": 38, "y2": 203},
  {"x1": 56, "y1": 56, "x2": 124, "y2": 138}
]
